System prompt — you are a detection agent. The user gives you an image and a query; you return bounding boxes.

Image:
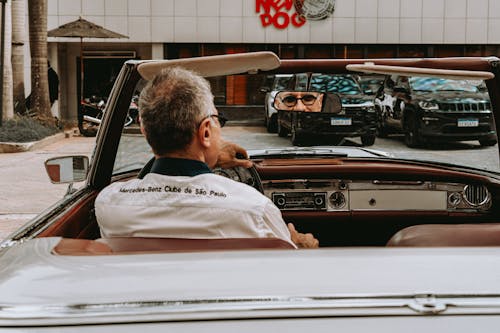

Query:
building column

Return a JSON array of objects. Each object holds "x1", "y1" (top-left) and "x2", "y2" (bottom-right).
[{"x1": 151, "y1": 43, "x2": 164, "y2": 60}]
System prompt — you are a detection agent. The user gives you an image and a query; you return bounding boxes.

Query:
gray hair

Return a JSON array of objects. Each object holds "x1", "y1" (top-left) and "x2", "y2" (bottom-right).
[{"x1": 138, "y1": 67, "x2": 214, "y2": 155}]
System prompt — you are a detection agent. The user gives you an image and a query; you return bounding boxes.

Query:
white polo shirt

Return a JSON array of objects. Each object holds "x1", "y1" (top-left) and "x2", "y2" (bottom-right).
[{"x1": 95, "y1": 171, "x2": 295, "y2": 247}]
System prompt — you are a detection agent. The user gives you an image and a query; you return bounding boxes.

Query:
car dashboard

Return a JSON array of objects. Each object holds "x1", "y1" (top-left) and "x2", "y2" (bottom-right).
[{"x1": 215, "y1": 157, "x2": 499, "y2": 246}]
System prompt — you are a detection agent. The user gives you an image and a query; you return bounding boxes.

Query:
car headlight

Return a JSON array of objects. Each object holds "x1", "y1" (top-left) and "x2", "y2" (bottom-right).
[
  {"x1": 364, "y1": 107, "x2": 376, "y2": 113},
  {"x1": 418, "y1": 101, "x2": 439, "y2": 110}
]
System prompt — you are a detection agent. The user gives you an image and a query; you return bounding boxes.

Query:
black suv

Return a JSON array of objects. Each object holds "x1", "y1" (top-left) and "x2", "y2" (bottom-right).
[
  {"x1": 276, "y1": 74, "x2": 377, "y2": 146},
  {"x1": 374, "y1": 76, "x2": 497, "y2": 147}
]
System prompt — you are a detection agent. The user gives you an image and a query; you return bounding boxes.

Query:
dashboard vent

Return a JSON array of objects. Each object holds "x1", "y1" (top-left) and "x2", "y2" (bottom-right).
[{"x1": 464, "y1": 185, "x2": 490, "y2": 206}]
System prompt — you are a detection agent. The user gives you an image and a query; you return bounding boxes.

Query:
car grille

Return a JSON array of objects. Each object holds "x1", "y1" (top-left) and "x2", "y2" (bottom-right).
[
  {"x1": 343, "y1": 107, "x2": 366, "y2": 117},
  {"x1": 438, "y1": 102, "x2": 491, "y2": 112}
]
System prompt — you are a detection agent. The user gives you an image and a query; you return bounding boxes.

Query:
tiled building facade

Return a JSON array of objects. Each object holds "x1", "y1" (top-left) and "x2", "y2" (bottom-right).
[{"x1": 45, "y1": 0, "x2": 500, "y2": 120}]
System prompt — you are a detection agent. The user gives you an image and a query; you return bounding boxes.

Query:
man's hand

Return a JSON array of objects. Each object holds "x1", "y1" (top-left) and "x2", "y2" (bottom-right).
[
  {"x1": 287, "y1": 223, "x2": 319, "y2": 248},
  {"x1": 216, "y1": 140, "x2": 253, "y2": 169}
]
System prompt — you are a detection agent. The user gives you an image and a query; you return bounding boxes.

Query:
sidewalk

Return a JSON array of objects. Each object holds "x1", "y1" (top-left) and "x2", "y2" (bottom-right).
[{"x1": 0, "y1": 133, "x2": 96, "y2": 240}]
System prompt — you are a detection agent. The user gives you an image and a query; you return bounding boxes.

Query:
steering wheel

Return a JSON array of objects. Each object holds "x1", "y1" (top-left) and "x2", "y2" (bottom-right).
[{"x1": 137, "y1": 157, "x2": 264, "y2": 193}]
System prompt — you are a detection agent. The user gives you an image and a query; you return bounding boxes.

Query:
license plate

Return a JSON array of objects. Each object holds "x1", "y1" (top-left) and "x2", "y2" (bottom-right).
[
  {"x1": 457, "y1": 118, "x2": 479, "y2": 127},
  {"x1": 331, "y1": 117, "x2": 352, "y2": 126}
]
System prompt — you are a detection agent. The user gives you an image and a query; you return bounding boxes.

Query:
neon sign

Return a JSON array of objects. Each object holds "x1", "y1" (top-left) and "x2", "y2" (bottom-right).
[{"x1": 256, "y1": 0, "x2": 306, "y2": 29}]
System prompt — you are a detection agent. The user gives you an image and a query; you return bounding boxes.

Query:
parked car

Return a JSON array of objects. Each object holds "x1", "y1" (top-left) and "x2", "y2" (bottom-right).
[
  {"x1": 357, "y1": 74, "x2": 385, "y2": 95},
  {"x1": 261, "y1": 74, "x2": 295, "y2": 132},
  {"x1": 277, "y1": 74, "x2": 377, "y2": 146},
  {"x1": 3, "y1": 53, "x2": 500, "y2": 331},
  {"x1": 374, "y1": 75, "x2": 497, "y2": 147}
]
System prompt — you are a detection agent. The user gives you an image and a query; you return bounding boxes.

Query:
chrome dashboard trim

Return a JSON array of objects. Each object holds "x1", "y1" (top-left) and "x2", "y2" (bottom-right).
[{"x1": 262, "y1": 179, "x2": 491, "y2": 212}]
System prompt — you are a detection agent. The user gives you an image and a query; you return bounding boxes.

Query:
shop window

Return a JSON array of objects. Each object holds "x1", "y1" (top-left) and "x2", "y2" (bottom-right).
[
  {"x1": 366, "y1": 45, "x2": 395, "y2": 58},
  {"x1": 434, "y1": 45, "x2": 464, "y2": 57},
  {"x1": 201, "y1": 44, "x2": 225, "y2": 56},
  {"x1": 465, "y1": 45, "x2": 483, "y2": 57},
  {"x1": 304, "y1": 45, "x2": 333, "y2": 58},
  {"x1": 165, "y1": 44, "x2": 200, "y2": 59},
  {"x1": 397, "y1": 45, "x2": 426, "y2": 58}
]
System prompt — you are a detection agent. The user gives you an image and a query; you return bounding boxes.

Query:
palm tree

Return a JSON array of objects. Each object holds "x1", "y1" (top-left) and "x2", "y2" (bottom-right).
[
  {"x1": 12, "y1": 0, "x2": 25, "y2": 116},
  {"x1": 1, "y1": 0, "x2": 13, "y2": 120},
  {"x1": 28, "y1": 0, "x2": 54, "y2": 126}
]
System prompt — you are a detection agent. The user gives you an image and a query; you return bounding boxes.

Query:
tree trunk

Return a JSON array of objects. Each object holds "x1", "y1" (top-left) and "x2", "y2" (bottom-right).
[
  {"x1": 27, "y1": 0, "x2": 54, "y2": 126},
  {"x1": 2, "y1": 0, "x2": 13, "y2": 120},
  {"x1": 12, "y1": 0, "x2": 25, "y2": 116}
]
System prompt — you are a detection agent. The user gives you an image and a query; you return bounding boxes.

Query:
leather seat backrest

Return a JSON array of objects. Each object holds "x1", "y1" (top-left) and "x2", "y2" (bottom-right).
[
  {"x1": 387, "y1": 223, "x2": 500, "y2": 247},
  {"x1": 53, "y1": 237, "x2": 295, "y2": 255}
]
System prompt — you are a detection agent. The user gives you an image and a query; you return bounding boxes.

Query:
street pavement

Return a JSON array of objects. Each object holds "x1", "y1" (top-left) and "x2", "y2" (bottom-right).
[{"x1": 0, "y1": 131, "x2": 96, "y2": 240}]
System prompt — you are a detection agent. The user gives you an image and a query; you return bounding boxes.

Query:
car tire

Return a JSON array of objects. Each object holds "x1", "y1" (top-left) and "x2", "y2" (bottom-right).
[
  {"x1": 361, "y1": 134, "x2": 376, "y2": 146},
  {"x1": 291, "y1": 126, "x2": 303, "y2": 146},
  {"x1": 266, "y1": 114, "x2": 278, "y2": 133},
  {"x1": 277, "y1": 120, "x2": 289, "y2": 137},
  {"x1": 479, "y1": 138, "x2": 497, "y2": 147},
  {"x1": 403, "y1": 115, "x2": 421, "y2": 148}
]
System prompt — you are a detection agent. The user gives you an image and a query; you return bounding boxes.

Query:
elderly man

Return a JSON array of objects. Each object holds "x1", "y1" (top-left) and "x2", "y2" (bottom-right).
[{"x1": 95, "y1": 67, "x2": 318, "y2": 249}]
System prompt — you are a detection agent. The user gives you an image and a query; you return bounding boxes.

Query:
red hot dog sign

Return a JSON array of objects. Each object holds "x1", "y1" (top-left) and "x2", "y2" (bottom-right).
[{"x1": 256, "y1": 0, "x2": 306, "y2": 29}]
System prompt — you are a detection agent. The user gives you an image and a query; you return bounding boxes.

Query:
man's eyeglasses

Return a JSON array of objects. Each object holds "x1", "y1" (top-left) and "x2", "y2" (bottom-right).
[
  {"x1": 281, "y1": 94, "x2": 318, "y2": 107},
  {"x1": 210, "y1": 114, "x2": 227, "y2": 128}
]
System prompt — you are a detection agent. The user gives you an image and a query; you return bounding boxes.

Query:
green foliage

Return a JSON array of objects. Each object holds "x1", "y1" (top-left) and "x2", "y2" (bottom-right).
[{"x1": 0, "y1": 116, "x2": 60, "y2": 142}]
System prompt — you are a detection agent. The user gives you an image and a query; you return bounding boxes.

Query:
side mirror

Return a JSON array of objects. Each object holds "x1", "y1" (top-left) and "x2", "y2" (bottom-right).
[
  {"x1": 273, "y1": 91, "x2": 325, "y2": 112},
  {"x1": 363, "y1": 89, "x2": 374, "y2": 95},
  {"x1": 45, "y1": 156, "x2": 89, "y2": 184}
]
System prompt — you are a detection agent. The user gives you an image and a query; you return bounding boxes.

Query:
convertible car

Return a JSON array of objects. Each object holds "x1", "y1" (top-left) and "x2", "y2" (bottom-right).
[{"x1": 2, "y1": 52, "x2": 500, "y2": 331}]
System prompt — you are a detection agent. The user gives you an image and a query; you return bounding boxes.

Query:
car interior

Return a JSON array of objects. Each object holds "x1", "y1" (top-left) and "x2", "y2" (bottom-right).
[{"x1": 19, "y1": 53, "x2": 500, "y2": 255}]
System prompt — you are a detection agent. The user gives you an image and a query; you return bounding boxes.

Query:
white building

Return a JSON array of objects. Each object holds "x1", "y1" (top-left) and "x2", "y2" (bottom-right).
[{"x1": 46, "y1": 0, "x2": 500, "y2": 121}]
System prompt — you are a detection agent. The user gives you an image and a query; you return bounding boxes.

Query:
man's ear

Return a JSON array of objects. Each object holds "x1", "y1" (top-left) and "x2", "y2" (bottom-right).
[{"x1": 197, "y1": 118, "x2": 212, "y2": 148}]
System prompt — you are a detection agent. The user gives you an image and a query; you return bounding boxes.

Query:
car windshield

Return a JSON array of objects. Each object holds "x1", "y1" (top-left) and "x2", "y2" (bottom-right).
[
  {"x1": 112, "y1": 62, "x2": 499, "y2": 177},
  {"x1": 309, "y1": 74, "x2": 362, "y2": 95},
  {"x1": 273, "y1": 76, "x2": 292, "y2": 90},
  {"x1": 410, "y1": 77, "x2": 480, "y2": 92}
]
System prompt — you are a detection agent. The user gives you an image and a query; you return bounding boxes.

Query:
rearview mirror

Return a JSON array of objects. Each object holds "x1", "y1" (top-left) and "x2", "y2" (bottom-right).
[
  {"x1": 45, "y1": 156, "x2": 89, "y2": 184},
  {"x1": 273, "y1": 91, "x2": 343, "y2": 114},
  {"x1": 273, "y1": 91, "x2": 325, "y2": 112}
]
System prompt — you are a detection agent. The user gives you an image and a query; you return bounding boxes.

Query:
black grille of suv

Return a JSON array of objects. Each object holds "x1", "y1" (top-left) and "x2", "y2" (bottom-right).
[{"x1": 438, "y1": 102, "x2": 491, "y2": 111}]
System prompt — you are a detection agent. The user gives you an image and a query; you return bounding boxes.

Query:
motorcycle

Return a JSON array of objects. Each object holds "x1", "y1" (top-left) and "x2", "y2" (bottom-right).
[{"x1": 79, "y1": 95, "x2": 138, "y2": 137}]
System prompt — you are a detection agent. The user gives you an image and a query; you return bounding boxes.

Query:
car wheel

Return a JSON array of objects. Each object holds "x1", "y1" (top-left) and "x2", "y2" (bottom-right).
[
  {"x1": 267, "y1": 114, "x2": 278, "y2": 133},
  {"x1": 361, "y1": 134, "x2": 376, "y2": 146},
  {"x1": 277, "y1": 120, "x2": 289, "y2": 137},
  {"x1": 291, "y1": 126, "x2": 303, "y2": 146},
  {"x1": 479, "y1": 138, "x2": 497, "y2": 147},
  {"x1": 404, "y1": 115, "x2": 421, "y2": 148}
]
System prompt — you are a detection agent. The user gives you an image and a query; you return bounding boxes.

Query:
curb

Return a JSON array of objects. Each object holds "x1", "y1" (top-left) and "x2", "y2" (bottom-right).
[{"x1": 0, "y1": 132, "x2": 67, "y2": 153}]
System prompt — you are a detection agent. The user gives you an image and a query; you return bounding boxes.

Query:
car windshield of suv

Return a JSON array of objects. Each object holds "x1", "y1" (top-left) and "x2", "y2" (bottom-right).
[
  {"x1": 274, "y1": 76, "x2": 293, "y2": 90},
  {"x1": 409, "y1": 77, "x2": 480, "y2": 92},
  {"x1": 309, "y1": 74, "x2": 362, "y2": 95}
]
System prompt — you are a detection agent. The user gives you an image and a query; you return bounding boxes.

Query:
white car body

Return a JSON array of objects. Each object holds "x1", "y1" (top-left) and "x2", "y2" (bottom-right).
[{"x1": 2, "y1": 52, "x2": 500, "y2": 331}]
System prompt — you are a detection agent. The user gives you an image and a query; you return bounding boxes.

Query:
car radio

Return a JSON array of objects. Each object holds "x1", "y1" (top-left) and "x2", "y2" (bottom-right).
[{"x1": 272, "y1": 192, "x2": 327, "y2": 210}]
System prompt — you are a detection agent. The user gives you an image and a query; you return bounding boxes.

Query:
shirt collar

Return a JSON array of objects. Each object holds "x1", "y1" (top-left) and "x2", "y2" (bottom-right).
[{"x1": 150, "y1": 157, "x2": 212, "y2": 177}]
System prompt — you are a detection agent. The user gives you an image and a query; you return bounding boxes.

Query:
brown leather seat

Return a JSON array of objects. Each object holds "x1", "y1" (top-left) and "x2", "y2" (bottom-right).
[
  {"x1": 53, "y1": 237, "x2": 295, "y2": 255},
  {"x1": 387, "y1": 223, "x2": 500, "y2": 247}
]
